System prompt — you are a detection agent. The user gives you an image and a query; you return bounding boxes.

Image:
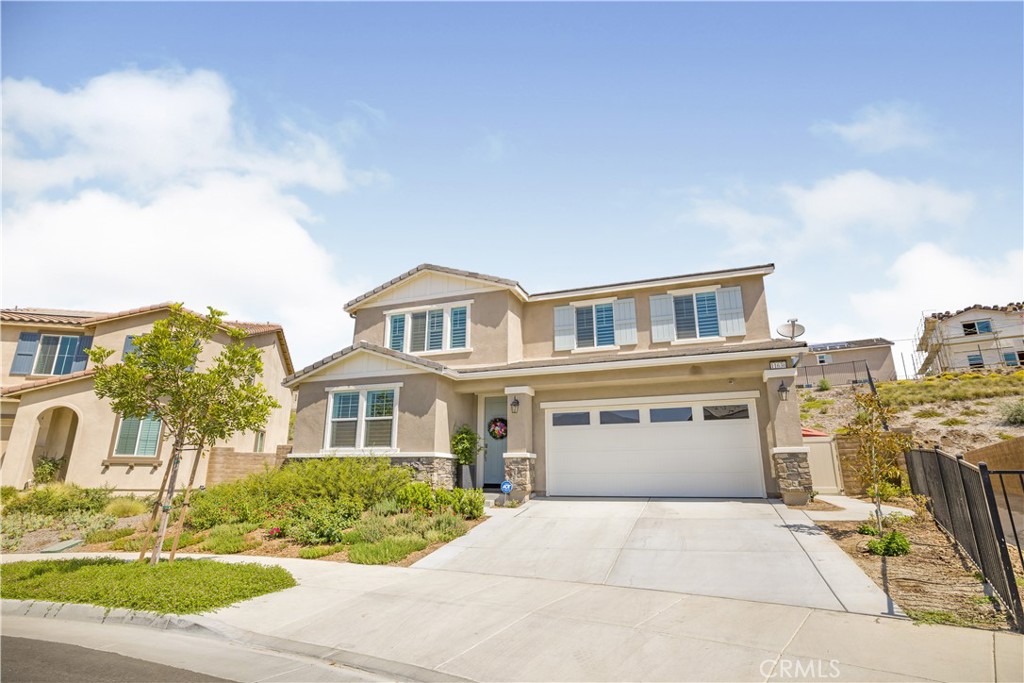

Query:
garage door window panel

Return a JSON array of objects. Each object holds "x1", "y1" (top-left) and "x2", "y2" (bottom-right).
[
  {"x1": 703, "y1": 404, "x2": 750, "y2": 420},
  {"x1": 553, "y1": 412, "x2": 590, "y2": 426},
  {"x1": 650, "y1": 407, "x2": 693, "y2": 423},
  {"x1": 599, "y1": 409, "x2": 640, "y2": 425}
]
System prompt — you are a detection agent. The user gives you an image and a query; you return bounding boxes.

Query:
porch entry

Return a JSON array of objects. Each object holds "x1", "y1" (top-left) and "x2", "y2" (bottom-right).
[{"x1": 482, "y1": 396, "x2": 507, "y2": 486}]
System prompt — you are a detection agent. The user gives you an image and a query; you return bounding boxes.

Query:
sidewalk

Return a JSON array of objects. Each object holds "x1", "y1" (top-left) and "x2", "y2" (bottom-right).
[{"x1": 3, "y1": 551, "x2": 1022, "y2": 682}]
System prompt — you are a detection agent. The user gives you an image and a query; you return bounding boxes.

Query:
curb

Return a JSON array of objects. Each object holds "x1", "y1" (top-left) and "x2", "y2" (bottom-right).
[{"x1": 1, "y1": 599, "x2": 470, "y2": 683}]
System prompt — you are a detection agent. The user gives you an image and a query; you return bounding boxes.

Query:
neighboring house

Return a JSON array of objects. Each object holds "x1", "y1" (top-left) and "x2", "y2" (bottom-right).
[
  {"x1": 0, "y1": 304, "x2": 294, "y2": 493},
  {"x1": 285, "y1": 263, "x2": 808, "y2": 499},
  {"x1": 915, "y1": 303, "x2": 1024, "y2": 376},
  {"x1": 795, "y1": 338, "x2": 897, "y2": 386}
]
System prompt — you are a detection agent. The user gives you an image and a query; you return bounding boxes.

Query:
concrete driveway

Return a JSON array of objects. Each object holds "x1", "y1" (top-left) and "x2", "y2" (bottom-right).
[{"x1": 415, "y1": 497, "x2": 895, "y2": 615}]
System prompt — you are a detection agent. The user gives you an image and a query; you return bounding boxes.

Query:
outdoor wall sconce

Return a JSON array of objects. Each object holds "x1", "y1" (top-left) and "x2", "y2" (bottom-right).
[
  {"x1": 777, "y1": 381, "x2": 790, "y2": 402},
  {"x1": 510, "y1": 396, "x2": 520, "y2": 414}
]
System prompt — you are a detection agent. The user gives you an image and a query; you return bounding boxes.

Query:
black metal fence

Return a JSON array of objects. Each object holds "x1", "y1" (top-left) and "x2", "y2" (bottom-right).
[
  {"x1": 905, "y1": 448, "x2": 1024, "y2": 630},
  {"x1": 795, "y1": 360, "x2": 891, "y2": 389}
]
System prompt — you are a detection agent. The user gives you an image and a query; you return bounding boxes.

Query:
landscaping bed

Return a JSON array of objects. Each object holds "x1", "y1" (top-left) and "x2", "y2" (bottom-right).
[
  {"x1": 818, "y1": 507, "x2": 1018, "y2": 630},
  {"x1": 3, "y1": 459, "x2": 487, "y2": 567},
  {"x1": 0, "y1": 557, "x2": 295, "y2": 614}
]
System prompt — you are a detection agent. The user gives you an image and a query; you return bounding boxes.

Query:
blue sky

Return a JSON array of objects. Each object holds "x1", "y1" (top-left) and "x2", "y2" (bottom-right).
[{"x1": 2, "y1": 2, "x2": 1022, "y2": 373}]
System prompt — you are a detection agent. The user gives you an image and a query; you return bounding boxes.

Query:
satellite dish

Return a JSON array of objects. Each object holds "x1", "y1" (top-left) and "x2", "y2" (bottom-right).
[{"x1": 777, "y1": 318, "x2": 805, "y2": 340}]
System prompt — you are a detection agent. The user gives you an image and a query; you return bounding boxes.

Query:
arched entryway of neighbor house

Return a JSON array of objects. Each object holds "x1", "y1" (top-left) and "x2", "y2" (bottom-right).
[{"x1": 30, "y1": 406, "x2": 80, "y2": 483}]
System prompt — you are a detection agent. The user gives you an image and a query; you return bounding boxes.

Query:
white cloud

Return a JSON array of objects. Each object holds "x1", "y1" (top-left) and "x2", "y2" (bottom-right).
[
  {"x1": 1, "y1": 68, "x2": 375, "y2": 366},
  {"x1": 813, "y1": 102, "x2": 933, "y2": 153},
  {"x1": 781, "y1": 170, "x2": 974, "y2": 239},
  {"x1": 678, "y1": 199, "x2": 788, "y2": 254}
]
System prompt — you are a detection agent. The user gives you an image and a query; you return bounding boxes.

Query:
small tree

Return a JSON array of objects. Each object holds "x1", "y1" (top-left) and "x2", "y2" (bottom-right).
[
  {"x1": 87, "y1": 304, "x2": 279, "y2": 564},
  {"x1": 846, "y1": 392, "x2": 912, "y2": 535},
  {"x1": 450, "y1": 424, "x2": 483, "y2": 466}
]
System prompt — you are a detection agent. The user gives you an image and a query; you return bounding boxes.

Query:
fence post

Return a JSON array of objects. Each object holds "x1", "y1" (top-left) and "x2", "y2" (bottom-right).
[{"x1": 979, "y1": 462, "x2": 1024, "y2": 630}]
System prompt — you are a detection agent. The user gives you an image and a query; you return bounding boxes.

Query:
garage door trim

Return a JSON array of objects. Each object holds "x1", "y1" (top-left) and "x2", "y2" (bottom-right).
[{"x1": 539, "y1": 389, "x2": 760, "y2": 410}]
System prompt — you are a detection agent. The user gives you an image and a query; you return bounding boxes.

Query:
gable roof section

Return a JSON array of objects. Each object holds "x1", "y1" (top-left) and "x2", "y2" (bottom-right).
[
  {"x1": 929, "y1": 302, "x2": 1024, "y2": 321},
  {"x1": 345, "y1": 264, "x2": 528, "y2": 312},
  {"x1": 1, "y1": 308, "x2": 106, "y2": 325},
  {"x1": 808, "y1": 338, "x2": 893, "y2": 352},
  {"x1": 283, "y1": 341, "x2": 449, "y2": 387}
]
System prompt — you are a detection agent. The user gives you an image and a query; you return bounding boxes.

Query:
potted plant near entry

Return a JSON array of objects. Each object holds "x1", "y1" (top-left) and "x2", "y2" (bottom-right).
[{"x1": 451, "y1": 424, "x2": 483, "y2": 489}]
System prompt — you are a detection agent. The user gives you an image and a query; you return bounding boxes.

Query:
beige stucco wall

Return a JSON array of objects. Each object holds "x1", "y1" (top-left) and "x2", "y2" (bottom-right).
[
  {"x1": 800, "y1": 345, "x2": 896, "y2": 382},
  {"x1": 352, "y1": 290, "x2": 516, "y2": 367},
  {"x1": 520, "y1": 274, "x2": 772, "y2": 360},
  {"x1": 292, "y1": 373, "x2": 472, "y2": 456},
  {"x1": 1, "y1": 315, "x2": 293, "y2": 492}
]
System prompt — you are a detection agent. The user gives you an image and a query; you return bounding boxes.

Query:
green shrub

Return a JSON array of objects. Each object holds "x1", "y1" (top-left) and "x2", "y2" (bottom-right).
[
  {"x1": 3, "y1": 484, "x2": 112, "y2": 516},
  {"x1": 396, "y1": 482, "x2": 435, "y2": 511},
  {"x1": 297, "y1": 543, "x2": 348, "y2": 559},
  {"x1": 939, "y1": 417, "x2": 968, "y2": 427},
  {"x1": 0, "y1": 511, "x2": 56, "y2": 550},
  {"x1": 868, "y1": 480, "x2": 909, "y2": 502},
  {"x1": 348, "y1": 535, "x2": 428, "y2": 565},
  {"x1": 369, "y1": 498, "x2": 401, "y2": 516},
  {"x1": 883, "y1": 511, "x2": 912, "y2": 528},
  {"x1": 816, "y1": 379, "x2": 831, "y2": 392},
  {"x1": 393, "y1": 511, "x2": 432, "y2": 537},
  {"x1": 202, "y1": 523, "x2": 260, "y2": 554},
  {"x1": 0, "y1": 558, "x2": 295, "y2": 614},
  {"x1": 856, "y1": 522, "x2": 879, "y2": 536},
  {"x1": 450, "y1": 424, "x2": 483, "y2": 466},
  {"x1": 0, "y1": 486, "x2": 19, "y2": 510},
  {"x1": 354, "y1": 512, "x2": 399, "y2": 543},
  {"x1": 32, "y1": 458, "x2": 61, "y2": 485},
  {"x1": 912, "y1": 408, "x2": 944, "y2": 418},
  {"x1": 58, "y1": 511, "x2": 116, "y2": 537},
  {"x1": 284, "y1": 497, "x2": 361, "y2": 545},
  {"x1": 85, "y1": 527, "x2": 135, "y2": 544},
  {"x1": 105, "y1": 497, "x2": 149, "y2": 518},
  {"x1": 866, "y1": 530, "x2": 911, "y2": 556},
  {"x1": 449, "y1": 488, "x2": 485, "y2": 519},
  {"x1": 1001, "y1": 398, "x2": 1024, "y2": 426}
]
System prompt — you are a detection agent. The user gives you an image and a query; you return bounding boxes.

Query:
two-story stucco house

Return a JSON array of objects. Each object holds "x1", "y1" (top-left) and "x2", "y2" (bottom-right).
[
  {"x1": 0, "y1": 304, "x2": 294, "y2": 493},
  {"x1": 286, "y1": 264, "x2": 808, "y2": 499},
  {"x1": 915, "y1": 303, "x2": 1024, "y2": 376}
]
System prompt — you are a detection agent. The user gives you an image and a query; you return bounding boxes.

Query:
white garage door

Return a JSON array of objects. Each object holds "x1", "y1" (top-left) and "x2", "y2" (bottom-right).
[{"x1": 545, "y1": 396, "x2": 765, "y2": 498}]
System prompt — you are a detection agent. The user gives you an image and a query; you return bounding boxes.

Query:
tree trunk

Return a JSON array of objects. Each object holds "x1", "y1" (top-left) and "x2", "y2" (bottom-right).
[
  {"x1": 168, "y1": 441, "x2": 205, "y2": 561},
  {"x1": 137, "y1": 455, "x2": 174, "y2": 563},
  {"x1": 150, "y1": 431, "x2": 186, "y2": 565}
]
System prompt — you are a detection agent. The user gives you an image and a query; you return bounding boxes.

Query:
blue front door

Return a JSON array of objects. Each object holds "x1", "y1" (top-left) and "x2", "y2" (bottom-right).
[{"x1": 483, "y1": 396, "x2": 507, "y2": 486}]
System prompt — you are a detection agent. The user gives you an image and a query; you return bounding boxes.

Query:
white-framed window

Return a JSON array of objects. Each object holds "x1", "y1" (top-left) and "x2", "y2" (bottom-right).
[
  {"x1": 326, "y1": 385, "x2": 399, "y2": 450},
  {"x1": 254, "y1": 431, "x2": 266, "y2": 452},
  {"x1": 32, "y1": 335, "x2": 81, "y2": 375},
  {"x1": 554, "y1": 298, "x2": 637, "y2": 352},
  {"x1": 962, "y1": 320, "x2": 993, "y2": 335},
  {"x1": 386, "y1": 303, "x2": 470, "y2": 354},
  {"x1": 817, "y1": 354, "x2": 832, "y2": 365},
  {"x1": 113, "y1": 414, "x2": 162, "y2": 457},
  {"x1": 649, "y1": 286, "x2": 745, "y2": 344}
]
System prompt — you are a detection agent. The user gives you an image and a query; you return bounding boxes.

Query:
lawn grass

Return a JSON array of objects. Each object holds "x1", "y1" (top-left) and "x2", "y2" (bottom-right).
[
  {"x1": 878, "y1": 371, "x2": 1024, "y2": 407},
  {"x1": 0, "y1": 558, "x2": 295, "y2": 614}
]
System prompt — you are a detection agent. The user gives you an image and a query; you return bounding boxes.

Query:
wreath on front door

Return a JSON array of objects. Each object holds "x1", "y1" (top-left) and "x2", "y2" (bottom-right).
[{"x1": 487, "y1": 417, "x2": 508, "y2": 440}]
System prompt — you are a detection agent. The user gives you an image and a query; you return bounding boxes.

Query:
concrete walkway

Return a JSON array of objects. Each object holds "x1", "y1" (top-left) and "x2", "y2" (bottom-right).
[
  {"x1": 416, "y1": 498, "x2": 902, "y2": 615},
  {"x1": 3, "y1": 551, "x2": 1021, "y2": 682}
]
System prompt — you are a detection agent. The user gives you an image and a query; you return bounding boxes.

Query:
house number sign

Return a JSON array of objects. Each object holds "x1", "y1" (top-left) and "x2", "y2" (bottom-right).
[{"x1": 769, "y1": 360, "x2": 789, "y2": 370}]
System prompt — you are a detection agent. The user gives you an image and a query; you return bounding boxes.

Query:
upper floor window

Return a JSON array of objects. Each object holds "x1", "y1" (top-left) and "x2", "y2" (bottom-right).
[
  {"x1": 817, "y1": 354, "x2": 832, "y2": 365},
  {"x1": 386, "y1": 303, "x2": 469, "y2": 354},
  {"x1": 962, "y1": 320, "x2": 992, "y2": 336},
  {"x1": 327, "y1": 386, "x2": 398, "y2": 450},
  {"x1": 554, "y1": 299, "x2": 637, "y2": 352},
  {"x1": 10, "y1": 332, "x2": 92, "y2": 377},
  {"x1": 650, "y1": 286, "x2": 745, "y2": 344}
]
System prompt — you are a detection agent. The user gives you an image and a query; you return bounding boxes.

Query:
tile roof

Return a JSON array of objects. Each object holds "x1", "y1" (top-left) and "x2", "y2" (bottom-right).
[
  {"x1": 929, "y1": 303, "x2": 1024, "y2": 321},
  {"x1": 285, "y1": 338, "x2": 806, "y2": 385},
  {"x1": 808, "y1": 338, "x2": 893, "y2": 352},
  {"x1": 1, "y1": 370, "x2": 96, "y2": 397},
  {"x1": 344, "y1": 264, "x2": 525, "y2": 311},
  {"x1": 283, "y1": 341, "x2": 447, "y2": 385},
  {"x1": 2, "y1": 303, "x2": 293, "y2": 376}
]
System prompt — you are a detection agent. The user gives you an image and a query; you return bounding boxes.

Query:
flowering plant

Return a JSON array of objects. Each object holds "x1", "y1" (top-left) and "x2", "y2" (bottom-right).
[
  {"x1": 487, "y1": 417, "x2": 508, "y2": 440},
  {"x1": 267, "y1": 527, "x2": 283, "y2": 539}
]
